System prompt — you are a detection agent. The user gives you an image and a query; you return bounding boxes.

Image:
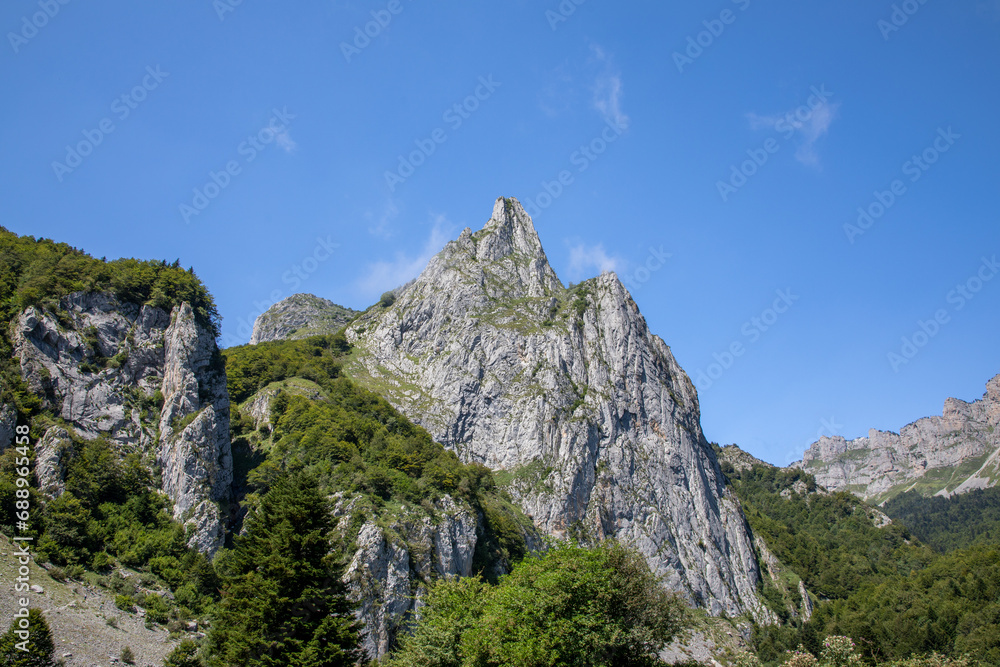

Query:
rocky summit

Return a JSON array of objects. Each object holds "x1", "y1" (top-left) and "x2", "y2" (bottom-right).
[
  {"x1": 793, "y1": 373, "x2": 1000, "y2": 503},
  {"x1": 250, "y1": 293, "x2": 358, "y2": 344},
  {"x1": 344, "y1": 196, "x2": 770, "y2": 620}
]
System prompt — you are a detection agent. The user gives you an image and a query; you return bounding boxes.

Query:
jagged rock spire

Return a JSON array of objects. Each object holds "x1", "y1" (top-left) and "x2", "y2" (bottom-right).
[{"x1": 345, "y1": 196, "x2": 771, "y2": 622}]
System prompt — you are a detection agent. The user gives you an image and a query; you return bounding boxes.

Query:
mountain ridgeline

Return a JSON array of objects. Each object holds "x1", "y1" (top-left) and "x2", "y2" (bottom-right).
[
  {"x1": 793, "y1": 374, "x2": 1000, "y2": 503},
  {"x1": 5, "y1": 200, "x2": 1000, "y2": 665}
]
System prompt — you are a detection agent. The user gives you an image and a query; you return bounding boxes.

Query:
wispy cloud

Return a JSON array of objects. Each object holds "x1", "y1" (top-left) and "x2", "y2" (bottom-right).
[
  {"x1": 365, "y1": 199, "x2": 399, "y2": 239},
  {"x1": 274, "y1": 127, "x2": 296, "y2": 153},
  {"x1": 567, "y1": 242, "x2": 622, "y2": 281},
  {"x1": 747, "y1": 99, "x2": 839, "y2": 166},
  {"x1": 590, "y1": 45, "x2": 629, "y2": 129},
  {"x1": 356, "y1": 214, "x2": 452, "y2": 299}
]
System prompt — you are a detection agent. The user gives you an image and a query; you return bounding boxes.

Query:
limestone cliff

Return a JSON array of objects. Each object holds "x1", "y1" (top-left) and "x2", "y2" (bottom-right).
[
  {"x1": 793, "y1": 374, "x2": 1000, "y2": 503},
  {"x1": 250, "y1": 293, "x2": 357, "y2": 344},
  {"x1": 13, "y1": 292, "x2": 232, "y2": 553},
  {"x1": 344, "y1": 197, "x2": 769, "y2": 619}
]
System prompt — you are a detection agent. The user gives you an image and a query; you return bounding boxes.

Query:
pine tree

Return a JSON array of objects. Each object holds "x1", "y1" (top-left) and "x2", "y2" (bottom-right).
[
  {"x1": 0, "y1": 608, "x2": 56, "y2": 667},
  {"x1": 207, "y1": 472, "x2": 362, "y2": 666}
]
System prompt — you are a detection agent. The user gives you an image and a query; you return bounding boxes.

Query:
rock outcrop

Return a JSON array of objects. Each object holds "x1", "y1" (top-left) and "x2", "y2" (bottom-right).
[
  {"x1": 338, "y1": 494, "x2": 480, "y2": 657},
  {"x1": 345, "y1": 197, "x2": 770, "y2": 620},
  {"x1": 793, "y1": 374, "x2": 1000, "y2": 503},
  {"x1": 34, "y1": 426, "x2": 74, "y2": 497},
  {"x1": 12, "y1": 292, "x2": 232, "y2": 553},
  {"x1": 250, "y1": 293, "x2": 357, "y2": 344},
  {"x1": 237, "y1": 383, "x2": 538, "y2": 659},
  {"x1": 0, "y1": 403, "x2": 17, "y2": 450}
]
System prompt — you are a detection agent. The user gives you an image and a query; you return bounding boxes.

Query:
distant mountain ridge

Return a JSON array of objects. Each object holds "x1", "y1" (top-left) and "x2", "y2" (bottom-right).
[
  {"x1": 250, "y1": 293, "x2": 357, "y2": 344},
  {"x1": 792, "y1": 373, "x2": 1000, "y2": 503}
]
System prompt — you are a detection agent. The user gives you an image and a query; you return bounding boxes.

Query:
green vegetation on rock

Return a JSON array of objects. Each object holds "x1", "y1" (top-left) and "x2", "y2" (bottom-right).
[{"x1": 0, "y1": 227, "x2": 220, "y2": 418}]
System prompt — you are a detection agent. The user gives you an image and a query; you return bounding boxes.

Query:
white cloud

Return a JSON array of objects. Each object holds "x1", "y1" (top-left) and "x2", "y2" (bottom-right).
[
  {"x1": 274, "y1": 128, "x2": 296, "y2": 153},
  {"x1": 747, "y1": 99, "x2": 839, "y2": 166},
  {"x1": 590, "y1": 45, "x2": 630, "y2": 129},
  {"x1": 567, "y1": 242, "x2": 622, "y2": 281},
  {"x1": 356, "y1": 214, "x2": 452, "y2": 299}
]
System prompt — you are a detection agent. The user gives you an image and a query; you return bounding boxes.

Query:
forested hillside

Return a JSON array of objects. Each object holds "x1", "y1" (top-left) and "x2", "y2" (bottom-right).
[
  {"x1": 722, "y1": 454, "x2": 1000, "y2": 664},
  {"x1": 883, "y1": 487, "x2": 1000, "y2": 553}
]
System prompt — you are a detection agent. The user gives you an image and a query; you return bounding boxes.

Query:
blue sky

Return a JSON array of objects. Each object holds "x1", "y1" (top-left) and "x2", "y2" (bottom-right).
[{"x1": 2, "y1": 1, "x2": 999, "y2": 466}]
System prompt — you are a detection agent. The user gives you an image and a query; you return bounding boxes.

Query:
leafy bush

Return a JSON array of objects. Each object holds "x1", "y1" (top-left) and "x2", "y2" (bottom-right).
[
  {"x1": 115, "y1": 594, "x2": 136, "y2": 613},
  {"x1": 164, "y1": 640, "x2": 202, "y2": 667},
  {"x1": 388, "y1": 541, "x2": 689, "y2": 667}
]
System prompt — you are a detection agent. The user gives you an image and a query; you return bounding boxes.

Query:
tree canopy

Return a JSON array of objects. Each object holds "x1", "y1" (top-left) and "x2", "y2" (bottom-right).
[{"x1": 388, "y1": 540, "x2": 689, "y2": 667}]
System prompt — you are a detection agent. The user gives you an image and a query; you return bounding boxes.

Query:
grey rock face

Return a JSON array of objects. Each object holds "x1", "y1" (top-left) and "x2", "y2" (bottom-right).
[
  {"x1": 336, "y1": 494, "x2": 483, "y2": 658},
  {"x1": 35, "y1": 427, "x2": 74, "y2": 497},
  {"x1": 793, "y1": 374, "x2": 1000, "y2": 502},
  {"x1": 345, "y1": 197, "x2": 769, "y2": 620},
  {"x1": 250, "y1": 293, "x2": 357, "y2": 344},
  {"x1": 0, "y1": 403, "x2": 17, "y2": 451},
  {"x1": 13, "y1": 292, "x2": 232, "y2": 554}
]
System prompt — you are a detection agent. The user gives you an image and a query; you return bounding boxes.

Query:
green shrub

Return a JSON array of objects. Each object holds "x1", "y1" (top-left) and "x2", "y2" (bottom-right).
[
  {"x1": 115, "y1": 594, "x2": 136, "y2": 613},
  {"x1": 390, "y1": 541, "x2": 688, "y2": 667},
  {"x1": 163, "y1": 640, "x2": 201, "y2": 667},
  {"x1": 91, "y1": 551, "x2": 113, "y2": 572}
]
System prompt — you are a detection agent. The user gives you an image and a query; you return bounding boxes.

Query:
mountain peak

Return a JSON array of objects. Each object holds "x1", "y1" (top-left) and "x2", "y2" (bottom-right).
[
  {"x1": 417, "y1": 196, "x2": 561, "y2": 299},
  {"x1": 474, "y1": 196, "x2": 547, "y2": 262},
  {"x1": 343, "y1": 195, "x2": 771, "y2": 621}
]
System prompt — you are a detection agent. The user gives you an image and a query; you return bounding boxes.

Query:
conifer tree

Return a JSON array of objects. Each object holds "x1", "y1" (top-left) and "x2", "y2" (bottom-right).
[
  {"x1": 0, "y1": 608, "x2": 56, "y2": 667},
  {"x1": 207, "y1": 472, "x2": 362, "y2": 666}
]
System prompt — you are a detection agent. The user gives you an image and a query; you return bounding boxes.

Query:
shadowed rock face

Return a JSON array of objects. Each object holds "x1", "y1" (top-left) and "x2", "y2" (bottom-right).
[
  {"x1": 345, "y1": 196, "x2": 770, "y2": 620},
  {"x1": 793, "y1": 374, "x2": 1000, "y2": 502},
  {"x1": 250, "y1": 293, "x2": 357, "y2": 344},
  {"x1": 14, "y1": 293, "x2": 232, "y2": 554}
]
